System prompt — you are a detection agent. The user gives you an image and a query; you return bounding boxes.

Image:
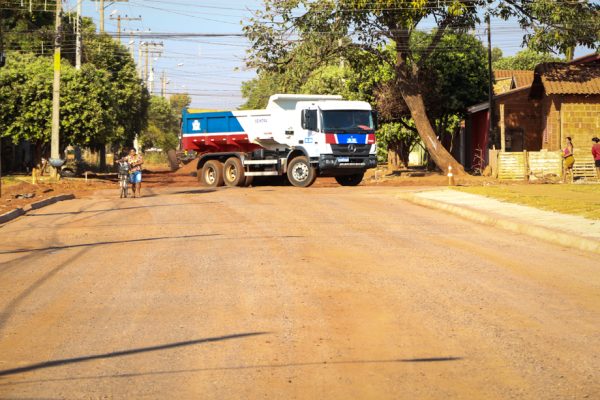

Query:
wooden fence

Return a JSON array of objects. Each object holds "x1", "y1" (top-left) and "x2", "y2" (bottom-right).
[
  {"x1": 497, "y1": 151, "x2": 527, "y2": 180},
  {"x1": 528, "y1": 151, "x2": 563, "y2": 180},
  {"x1": 493, "y1": 150, "x2": 598, "y2": 181},
  {"x1": 572, "y1": 151, "x2": 596, "y2": 179}
]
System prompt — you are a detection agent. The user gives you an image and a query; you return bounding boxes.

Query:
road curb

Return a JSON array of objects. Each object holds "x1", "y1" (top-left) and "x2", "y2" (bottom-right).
[
  {"x1": 399, "y1": 193, "x2": 600, "y2": 255},
  {"x1": 0, "y1": 208, "x2": 26, "y2": 224},
  {"x1": 30, "y1": 194, "x2": 76, "y2": 210},
  {"x1": 0, "y1": 194, "x2": 76, "y2": 225}
]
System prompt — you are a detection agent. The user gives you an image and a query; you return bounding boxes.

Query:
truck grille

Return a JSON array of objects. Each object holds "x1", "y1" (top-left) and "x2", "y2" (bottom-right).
[{"x1": 330, "y1": 144, "x2": 372, "y2": 156}]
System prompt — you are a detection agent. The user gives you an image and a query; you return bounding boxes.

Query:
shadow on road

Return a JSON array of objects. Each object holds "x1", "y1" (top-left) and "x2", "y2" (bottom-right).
[
  {"x1": 171, "y1": 189, "x2": 217, "y2": 195},
  {"x1": 0, "y1": 332, "x2": 269, "y2": 377},
  {"x1": 0, "y1": 356, "x2": 462, "y2": 384},
  {"x1": 25, "y1": 203, "x2": 205, "y2": 217},
  {"x1": 0, "y1": 233, "x2": 221, "y2": 255}
]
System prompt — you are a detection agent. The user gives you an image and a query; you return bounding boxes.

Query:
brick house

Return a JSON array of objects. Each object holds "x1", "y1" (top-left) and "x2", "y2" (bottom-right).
[
  {"x1": 463, "y1": 53, "x2": 600, "y2": 172},
  {"x1": 531, "y1": 61, "x2": 600, "y2": 156},
  {"x1": 464, "y1": 70, "x2": 537, "y2": 170}
]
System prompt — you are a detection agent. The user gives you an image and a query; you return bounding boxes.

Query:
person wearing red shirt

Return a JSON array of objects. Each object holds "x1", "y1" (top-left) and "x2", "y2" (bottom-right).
[{"x1": 592, "y1": 137, "x2": 600, "y2": 179}]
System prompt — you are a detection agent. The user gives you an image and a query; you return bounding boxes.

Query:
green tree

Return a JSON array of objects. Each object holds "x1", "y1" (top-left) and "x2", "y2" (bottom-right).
[
  {"x1": 376, "y1": 122, "x2": 421, "y2": 168},
  {"x1": 0, "y1": 13, "x2": 148, "y2": 167},
  {"x1": 241, "y1": 31, "x2": 487, "y2": 168},
  {"x1": 169, "y1": 93, "x2": 192, "y2": 114},
  {"x1": 0, "y1": 53, "x2": 117, "y2": 162},
  {"x1": 240, "y1": 73, "x2": 279, "y2": 110},
  {"x1": 0, "y1": 3, "x2": 55, "y2": 54},
  {"x1": 493, "y1": 48, "x2": 564, "y2": 70},
  {"x1": 83, "y1": 32, "x2": 148, "y2": 145},
  {"x1": 139, "y1": 96, "x2": 179, "y2": 151},
  {"x1": 492, "y1": 47, "x2": 503, "y2": 64},
  {"x1": 245, "y1": 0, "x2": 600, "y2": 174}
]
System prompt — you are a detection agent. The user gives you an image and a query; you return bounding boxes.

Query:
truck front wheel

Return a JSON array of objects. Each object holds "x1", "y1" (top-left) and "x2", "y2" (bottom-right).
[
  {"x1": 200, "y1": 160, "x2": 224, "y2": 187},
  {"x1": 223, "y1": 157, "x2": 245, "y2": 187},
  {"x1": 287, "y1": 156, "x2": 317, "y2": 188},
  {"x1": 335, "y1": 173, "x2": 364, "y2": 186}
]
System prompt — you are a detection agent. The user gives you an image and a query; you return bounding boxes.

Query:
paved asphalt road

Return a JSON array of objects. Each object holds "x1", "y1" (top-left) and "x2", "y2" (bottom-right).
[{"x1": 0, "y1": 185, "x2": 598, "y2": 399}]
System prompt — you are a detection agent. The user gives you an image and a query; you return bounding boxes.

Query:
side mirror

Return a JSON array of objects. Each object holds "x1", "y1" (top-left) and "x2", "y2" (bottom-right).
[
  {"x1": 301, "y1": 109, "x2": 310, "y2": 130},
  {"x1": 372, "y1": 110, "x2": 378, "y2": 131}
]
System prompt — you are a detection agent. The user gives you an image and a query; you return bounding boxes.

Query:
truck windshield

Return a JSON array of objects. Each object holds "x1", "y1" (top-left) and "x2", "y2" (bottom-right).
[{"x1": 321, "y1": 110, "x2": 374, "y2": 132}]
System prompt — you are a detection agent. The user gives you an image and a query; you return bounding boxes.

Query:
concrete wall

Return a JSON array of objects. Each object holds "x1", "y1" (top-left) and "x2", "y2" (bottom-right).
[{"x1": 560, "y1": 96, "x2": 600, "y2": 152}]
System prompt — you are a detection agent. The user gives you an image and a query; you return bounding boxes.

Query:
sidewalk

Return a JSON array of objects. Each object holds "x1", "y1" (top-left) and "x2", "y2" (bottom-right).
[{"x1": 399, "y1": 188, "x2": 600, "y2": 254}]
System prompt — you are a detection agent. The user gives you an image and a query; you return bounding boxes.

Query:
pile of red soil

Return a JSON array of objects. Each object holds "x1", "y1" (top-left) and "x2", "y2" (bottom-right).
[
  {"x1": 0, "y1": 179, "x2": 114, "y2": 212},
  {"x1": 175, "y1": 159, "x2": 199, "y2": 176}
]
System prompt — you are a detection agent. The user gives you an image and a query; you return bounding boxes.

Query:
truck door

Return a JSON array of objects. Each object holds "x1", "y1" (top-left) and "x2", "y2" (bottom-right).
[{"x1": 300, "y1": 108, "x2": 320, "y2": 157}]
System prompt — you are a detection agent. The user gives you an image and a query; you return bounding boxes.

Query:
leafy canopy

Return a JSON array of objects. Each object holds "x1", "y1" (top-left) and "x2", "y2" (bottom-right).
[
  {"x1": 493, "y1": 48, "x2": 564, "y2": 70},
  {"x1": 139, "y1": 96, "x2": 180, "y2": 151}
]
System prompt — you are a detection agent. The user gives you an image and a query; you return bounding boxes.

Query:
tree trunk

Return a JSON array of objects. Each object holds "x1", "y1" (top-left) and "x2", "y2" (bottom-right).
[
  {"x1": 394, "y1": 48, "x2": 466, "y2": 176},
  {"x1": 167, "y1": 149, "x2": 179, "y2": 171},
  {"x1": 402, "y1": 92, "x2": 466, "y2": 175},
  {"x1": 99, "y1": 144, "x2": 106, "y2": 171},
  {"x1": 387, "y1": 148, "x2": 400, "y2": 169}
]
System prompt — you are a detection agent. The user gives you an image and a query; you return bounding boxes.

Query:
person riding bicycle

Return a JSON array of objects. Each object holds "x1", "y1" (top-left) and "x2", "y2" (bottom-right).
[{"x1": 125, "y1": 148, "x2": 144, "y2": 198}]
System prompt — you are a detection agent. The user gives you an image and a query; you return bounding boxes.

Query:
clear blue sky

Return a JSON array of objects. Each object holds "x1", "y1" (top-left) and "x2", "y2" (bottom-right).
[
  {"x1": 77, "y1": 0, "x2": 263, "y2": 110},
  {"x1": 69, "y1": 1, "x2": 590, "y2": 110}
]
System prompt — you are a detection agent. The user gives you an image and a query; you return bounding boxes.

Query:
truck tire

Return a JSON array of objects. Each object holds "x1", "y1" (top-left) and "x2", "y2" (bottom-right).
[
  {"x1": 223, "y1": 157, "x2": 245, "y2": 187},
  {"x1": 200, "y1": 160, "x2": 224, "y2": 187},
  {"x1": 335, "y1": 173, "x2": 364, "y2": 186},
  {"x1": 243, "y1": 176, "x2": 254, "y2": 187},
  {"x1": 287, "y1": 156, "x2": 317, "y2": 187}
]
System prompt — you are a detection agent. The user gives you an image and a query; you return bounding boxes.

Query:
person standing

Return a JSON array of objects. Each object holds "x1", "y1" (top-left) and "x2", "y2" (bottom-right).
[
  {"x1": 592, "y1": 137, "x2": 600, "y2": 180},
  {"x1": 126, "y1": 148, "x2": 144, "y2": 198},
  {"x1": 563, "y1": 136, "x2": 575, "y2": 183}
]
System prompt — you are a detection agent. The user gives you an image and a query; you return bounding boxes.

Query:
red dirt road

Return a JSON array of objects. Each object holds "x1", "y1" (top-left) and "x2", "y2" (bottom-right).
[{"x1": 0, "y1": 184, "x2": 598, "y2": 399}]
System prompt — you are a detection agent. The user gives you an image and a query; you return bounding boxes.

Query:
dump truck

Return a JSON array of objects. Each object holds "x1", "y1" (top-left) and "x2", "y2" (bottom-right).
[{"x1": 181, "y1": 94, "x2": 377, "y2": 187}]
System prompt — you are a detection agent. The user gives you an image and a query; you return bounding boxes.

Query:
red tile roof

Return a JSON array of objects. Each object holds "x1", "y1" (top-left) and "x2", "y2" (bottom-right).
[
  {"x1": 533, "y1": 63, "x2": 600, "y2": 95},
  {"x1": 494, "y1": 70, "x2": 535, "y2": 89}
]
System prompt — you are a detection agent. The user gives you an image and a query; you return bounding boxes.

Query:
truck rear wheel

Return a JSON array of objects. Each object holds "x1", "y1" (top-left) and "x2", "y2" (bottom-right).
[
  {"x1": 287, "y1": 156, "x2": 317, "y2": 188},
  {"x1": 200, "y1": 160, "x2": 224, "y2": 187},
  {"x1": 223, "y1": 157, "x2": 245, "y2": 187},
  {"x1": 335, "y1": 173, "x2": 364, "y2": 186}
]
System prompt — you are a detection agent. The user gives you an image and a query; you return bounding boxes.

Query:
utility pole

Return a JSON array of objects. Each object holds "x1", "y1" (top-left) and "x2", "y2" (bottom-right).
[
  {"x1": 99, "y1": 0, "x2": 104, "y2": 33},
  {"x1": 161, "y1": 71, "x2": 168, "y2": 98},
  {"x1": 125, "y1": 29, "x2": 138, "y2": 58},
  {"x1": 140, "y1": 41, "x2": 163, "y2": 93},
  {"x1": 144, "y1": 43, "x2": 149, "y2": 83},
  {"x1": 75, "y1": 0, "x2": 82, "y2": 69},
  {"x1": 50, "y1": 0, "x2": 62, "y2": 178},
  {"x1": 138, "y1": 40, "x2": 144, "y2": 79},
  {"x1": 92, "y1": 0, "x2": 129, "y2": 34},
  {"x1": 110, "y1": 14, "x2": 142, "y2": 42},
  {"x1": 0, "y1": 11, "x2": 4, "y2": 197},
  {"x1": 486, "y1": 14, "x2": 496, "y2": 150}
]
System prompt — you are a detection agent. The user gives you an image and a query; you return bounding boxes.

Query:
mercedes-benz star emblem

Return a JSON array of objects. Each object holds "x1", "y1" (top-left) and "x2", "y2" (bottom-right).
[{"x1": 348, "y1": 144, "x2": 357, "y2": 153}]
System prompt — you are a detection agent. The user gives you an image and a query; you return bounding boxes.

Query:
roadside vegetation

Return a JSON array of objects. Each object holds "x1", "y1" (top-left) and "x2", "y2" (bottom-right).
[
  {"x1": 0, "y1": 8, "x2": 188, "y2": 170},
  {"x1": 454, "y1": 185, "x2": 600, "y2": 220},
  {"x1": 243, "y1": 0, "x2": 599, "y2": 174}
]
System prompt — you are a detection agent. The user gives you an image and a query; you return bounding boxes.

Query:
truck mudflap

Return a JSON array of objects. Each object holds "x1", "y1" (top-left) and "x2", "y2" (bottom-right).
[{"x1": 318, "y1": 155, "x2": 377, "y2": 172}]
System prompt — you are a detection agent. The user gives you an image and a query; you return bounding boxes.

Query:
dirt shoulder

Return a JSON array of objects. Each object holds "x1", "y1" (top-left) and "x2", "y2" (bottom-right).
[
  {"x1": 454, "y1": 184, "x2": 600, "y2": 219},
  {"x1": 0, "y1": 177, "x2": 113, "y2": 213},
  {"x1": 0, "y1": 167, "x2": 200, "y2": 214}
]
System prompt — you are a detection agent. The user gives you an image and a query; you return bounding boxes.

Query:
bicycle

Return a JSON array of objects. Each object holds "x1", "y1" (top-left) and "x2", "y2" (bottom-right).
[{"x1": 117, "y1": 160, "x2": 130, "y2": 198}]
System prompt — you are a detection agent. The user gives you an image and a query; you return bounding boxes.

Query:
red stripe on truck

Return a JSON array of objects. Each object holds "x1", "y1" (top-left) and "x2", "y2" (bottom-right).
[{"x1": 325, "y1": 134, "x2": 337, "y2": 144}]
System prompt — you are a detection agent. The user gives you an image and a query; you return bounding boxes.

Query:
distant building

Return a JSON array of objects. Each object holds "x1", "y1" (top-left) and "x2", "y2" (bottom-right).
[{"x1": 463, "y1": 53, "x2": 600, "y2": 171}]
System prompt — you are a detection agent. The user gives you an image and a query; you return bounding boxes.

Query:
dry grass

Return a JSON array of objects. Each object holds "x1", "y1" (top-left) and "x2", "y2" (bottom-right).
[{"x1": 454, "y1": 184, "x2": 600, "y2": 220}]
